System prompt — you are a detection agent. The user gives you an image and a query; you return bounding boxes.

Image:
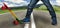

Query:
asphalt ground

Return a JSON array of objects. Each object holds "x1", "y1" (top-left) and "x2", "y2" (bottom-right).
[{"x1": 0, "y1": 10, "x2": 60, "y2": 28}]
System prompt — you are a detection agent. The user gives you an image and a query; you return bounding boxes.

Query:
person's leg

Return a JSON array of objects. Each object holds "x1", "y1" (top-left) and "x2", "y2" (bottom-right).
[
  {"x1": 23, "y1": 0, "x2": 39, "y2": 22},
  {"x1": 41, "y1": 0, "x2": 57, "y2": 25}
]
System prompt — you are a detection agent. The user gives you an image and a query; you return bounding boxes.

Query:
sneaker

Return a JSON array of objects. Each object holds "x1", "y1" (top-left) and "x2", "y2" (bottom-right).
[
  {"x1": 23, "y1": 17, "x2": 30, "y2": 23},
  {"x1": 52, "y1": 17, "x2": 57, "y2": 25}
]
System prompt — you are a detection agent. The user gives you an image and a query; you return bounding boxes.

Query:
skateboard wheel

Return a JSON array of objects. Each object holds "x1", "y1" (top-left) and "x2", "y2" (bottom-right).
[{"x1": 13, "y1": 20, "x2": 19, "y2": 25}]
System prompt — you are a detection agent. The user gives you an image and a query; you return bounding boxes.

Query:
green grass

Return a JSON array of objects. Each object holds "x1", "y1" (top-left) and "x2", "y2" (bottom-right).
[
  {"x1": 0, "y1": 5, "x2": 60, "y2": 14},
  {"x1": 34, "y1": 5, "x2": 60, "y2": 13},
  {"x1": 0, "y1": 9, "x2": 26, "y2": 14},
  {"x1": 0, "y1": 10, "x2": 8, "y2": 14}
]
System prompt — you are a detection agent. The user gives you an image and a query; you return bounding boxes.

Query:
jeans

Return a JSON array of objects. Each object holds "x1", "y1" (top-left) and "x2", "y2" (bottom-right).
[{"x1": 24, "y1": 0, "x2": 57, "y2": 25}]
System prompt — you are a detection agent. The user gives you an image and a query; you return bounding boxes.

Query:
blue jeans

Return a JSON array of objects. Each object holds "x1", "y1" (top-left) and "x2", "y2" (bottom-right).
[{"x1": 24, "y1": 0, "x2": 57, "y2": 25}]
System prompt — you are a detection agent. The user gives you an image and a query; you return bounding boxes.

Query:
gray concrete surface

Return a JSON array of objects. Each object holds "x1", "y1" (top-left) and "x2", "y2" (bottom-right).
[{"x1": 0, "y1": 10, "x2": 60, "y2": 28}]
